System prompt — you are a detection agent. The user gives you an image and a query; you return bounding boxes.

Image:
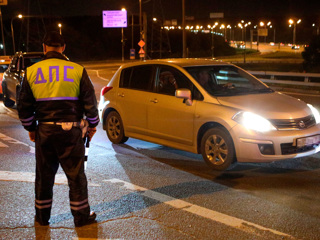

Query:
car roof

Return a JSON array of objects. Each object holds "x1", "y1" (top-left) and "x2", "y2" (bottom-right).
[
  {"x1": 22, "y1": 52, "x2": 44, "y2": 56},
  {"x1": 120, "y1": 58, "x2": 230, "y2": 68},
  {"x1": 15, "y1": 51, "x2": 44, "y2": 58}
]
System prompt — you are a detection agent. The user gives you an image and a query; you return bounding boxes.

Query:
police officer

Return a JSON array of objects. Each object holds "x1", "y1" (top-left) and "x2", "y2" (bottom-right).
[{"x1": 17, "y1": 31, "x2": 99, "y2": 227}]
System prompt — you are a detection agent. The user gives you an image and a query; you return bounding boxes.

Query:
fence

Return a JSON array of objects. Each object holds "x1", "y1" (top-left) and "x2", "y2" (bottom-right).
[{"x1": 248, "y1": 71, "x2": 320, "y2": 87}]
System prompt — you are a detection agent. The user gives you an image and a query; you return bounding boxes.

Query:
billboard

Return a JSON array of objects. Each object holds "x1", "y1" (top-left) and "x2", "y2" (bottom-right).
[
  {"x1": 103, "y1": 10, "x2": 127, "y2": 28},
  {"x1": 210, "y1": 12, "x2": 224, "y2": 19},
  {"x1": 258, "y1": 29, "x2": 268, "y2": 36}
]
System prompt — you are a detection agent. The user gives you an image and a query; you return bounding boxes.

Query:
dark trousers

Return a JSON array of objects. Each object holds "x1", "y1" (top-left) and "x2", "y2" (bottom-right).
[{"x1": 35, "y1": 124, "x2": 90, "y2": 224}]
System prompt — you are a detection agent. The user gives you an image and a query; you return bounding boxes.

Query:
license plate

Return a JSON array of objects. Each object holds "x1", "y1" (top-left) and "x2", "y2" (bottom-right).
[{"x1": 296, "y1": 135, "x2": 320, "y2": 148}]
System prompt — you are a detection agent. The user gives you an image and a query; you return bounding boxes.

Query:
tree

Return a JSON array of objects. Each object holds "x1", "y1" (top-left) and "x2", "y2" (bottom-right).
[{"x1": 302, "y1": 35, "x2": 320, "y2": 72}]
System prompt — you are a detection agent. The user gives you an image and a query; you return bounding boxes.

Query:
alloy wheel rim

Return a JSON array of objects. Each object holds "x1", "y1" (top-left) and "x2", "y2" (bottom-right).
[
  {"x1": 107, "y1": 116, "x2": 121, "y2": 139},
  {"x1": 205, "y1": 134, "x2": 228, "y2": 166}
]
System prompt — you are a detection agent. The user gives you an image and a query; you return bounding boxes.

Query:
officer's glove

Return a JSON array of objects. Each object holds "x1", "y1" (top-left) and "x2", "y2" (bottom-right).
[
  {"x1": 29, "y1": 131, "x2": 35, "y2": 142},
  {"x1": 87, "y1": 127, "x2": 97, "y2": 141}
]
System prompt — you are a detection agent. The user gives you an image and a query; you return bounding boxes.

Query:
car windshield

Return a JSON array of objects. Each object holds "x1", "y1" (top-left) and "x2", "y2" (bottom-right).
[{"x1": 184, "y1": 65, "x2": 274, "y2": 96}]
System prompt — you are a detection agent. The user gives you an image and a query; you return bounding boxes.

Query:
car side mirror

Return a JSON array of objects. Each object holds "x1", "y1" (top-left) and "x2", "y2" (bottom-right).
[{"x1": 175, "y1": 88, "x2": 193, "y2": 106}]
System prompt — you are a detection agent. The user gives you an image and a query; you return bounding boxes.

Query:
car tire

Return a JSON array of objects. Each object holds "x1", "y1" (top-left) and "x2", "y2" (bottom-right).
[
  {"x1": 105, "y1": 111, "x2": 128, "y2": 144},
  {"x1": 200, "y1": 127, "x2": 236, "y2": 171},
  {"x1": 2, "y1": 84, "x2": 15, "y2": 108}
]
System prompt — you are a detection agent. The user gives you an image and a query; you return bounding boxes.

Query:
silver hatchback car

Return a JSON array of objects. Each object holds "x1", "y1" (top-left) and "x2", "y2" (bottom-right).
[{"x1": 99, "y1": 59, "x2": 320, "y2": 170}]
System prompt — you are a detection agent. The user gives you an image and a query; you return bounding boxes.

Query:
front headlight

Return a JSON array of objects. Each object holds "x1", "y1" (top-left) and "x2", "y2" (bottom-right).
[
  {"x1": 307, "y1": 104, "x2": 320, "y2": 124},
  {"x1": 233, "y1": 111, "x2": 276, "y2": 132}
]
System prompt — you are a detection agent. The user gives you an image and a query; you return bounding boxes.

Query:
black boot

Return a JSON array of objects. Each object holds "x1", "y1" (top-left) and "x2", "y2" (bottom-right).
[{"x1": 74, "y1": 211, "x2": 96, "y2": 227}]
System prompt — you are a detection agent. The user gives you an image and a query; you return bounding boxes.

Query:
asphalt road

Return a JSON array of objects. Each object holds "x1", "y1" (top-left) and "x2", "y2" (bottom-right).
[{"x1": 0, "y1": 62, "x2": 320, "y2": 240}]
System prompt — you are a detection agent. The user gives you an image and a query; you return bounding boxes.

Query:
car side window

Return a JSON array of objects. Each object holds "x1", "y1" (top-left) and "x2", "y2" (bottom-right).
[
  {"x1": 119, "y1": 67, "x2": 132, "y2": 88},
  {"x1": 157, "y1": 67, "x2": 178, "y2": 95},
  {"x1": 119, "y1": 65, "x2": 153, "y2": 91},
  {"x1": 156, "y1": 65, "x2": 203, "y2": 100}
]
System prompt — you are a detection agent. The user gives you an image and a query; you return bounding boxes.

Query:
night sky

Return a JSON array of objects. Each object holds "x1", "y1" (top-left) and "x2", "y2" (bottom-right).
[
  {"x1": 2, "y1": 0, "x2": 320, "y2": 23},
  {"x1": 1, "y1": 0, "x2": 319, "y2": 59}
]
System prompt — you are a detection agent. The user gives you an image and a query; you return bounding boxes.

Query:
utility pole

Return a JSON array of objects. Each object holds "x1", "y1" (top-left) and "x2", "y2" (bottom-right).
[
  {"x1": 182, "y1": 0, "x2": 186, "y2": 58},
  {"x1": 0, "y1": 7, "x2": 6, "y2": 55}
]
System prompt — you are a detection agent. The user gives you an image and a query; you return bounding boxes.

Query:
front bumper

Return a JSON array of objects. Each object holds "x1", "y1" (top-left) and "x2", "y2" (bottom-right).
[{"x1": 230, "y1": 123, "x2": 320, "y2": 163}]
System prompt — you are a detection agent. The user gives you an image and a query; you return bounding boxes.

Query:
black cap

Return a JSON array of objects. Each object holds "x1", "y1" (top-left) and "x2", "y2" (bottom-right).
[{"x1": 43, "y1": 31, "x2": 65, "y2": 47}]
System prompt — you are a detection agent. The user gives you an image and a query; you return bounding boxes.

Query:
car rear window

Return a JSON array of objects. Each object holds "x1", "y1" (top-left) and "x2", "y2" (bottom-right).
[{"x1": 23, "y1": 57, "x2": 43, "y2": 69}]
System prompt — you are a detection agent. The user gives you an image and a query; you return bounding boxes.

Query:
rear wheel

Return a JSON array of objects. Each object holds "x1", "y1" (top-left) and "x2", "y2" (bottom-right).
[
  {"x1": 105, "y1": 111, "x2": 128, "y2": 144},
  {"x1": 200, "y1": 127, "x2": 236, "y2": 171}
]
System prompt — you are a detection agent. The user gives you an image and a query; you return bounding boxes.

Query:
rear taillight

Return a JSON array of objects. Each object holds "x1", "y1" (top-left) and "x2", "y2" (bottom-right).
[{"x1": 101, "y1": 86, "x2": 113, "y2": 96}]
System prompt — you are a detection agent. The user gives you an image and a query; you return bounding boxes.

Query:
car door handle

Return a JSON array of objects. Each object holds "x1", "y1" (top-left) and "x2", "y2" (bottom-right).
[
  {"x1": 118, "y1": 93, "x2": 125, "y2": 97},
  {"x1": 150, "y1": 98, "x2": 158, "y2": 103}
]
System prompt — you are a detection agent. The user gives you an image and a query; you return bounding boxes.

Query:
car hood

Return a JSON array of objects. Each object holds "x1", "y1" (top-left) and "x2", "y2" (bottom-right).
[{"x1": 217, "y1": 92, "x2": 311, "y2": 119}]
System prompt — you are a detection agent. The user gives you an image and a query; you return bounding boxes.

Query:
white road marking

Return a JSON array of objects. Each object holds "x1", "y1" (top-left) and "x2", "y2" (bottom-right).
[
  {"x1": 0, "y1": 141, "x2": 8, "y2": 147},
  {"x1": 88, "y1": 69, "x2": 109, "y2": 81},
  {"x1": 0, "y1": 103, "x2": 19, "y2": 119},
  {"x1": 104, "y1": 178, "x2": 294, "y2": 239},
  {"x1": 0, "y1": 132, "x2": 34, "y2": 153},
  {"x1": 73, "y1": 238, "x2": 122, "y2": 240},
  {"x1": 0, "y1": 171, "x2": 100, "y2": 186}
]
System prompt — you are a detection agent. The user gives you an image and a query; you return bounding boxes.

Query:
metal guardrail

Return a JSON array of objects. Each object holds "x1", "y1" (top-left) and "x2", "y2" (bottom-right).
[{"x1": 248, "y1": 71, "x2": 320, "y2": 87}]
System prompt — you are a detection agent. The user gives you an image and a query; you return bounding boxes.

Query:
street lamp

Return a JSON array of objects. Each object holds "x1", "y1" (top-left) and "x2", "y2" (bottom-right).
[
  {"x1": 182, "y1": 0, "x2": 186, "y2": 58},
  {"x1": 11, "y1": 14, "x2": 22, "y2": 54},
  {"x1": 238, "y1": 20, "x2": 251, "y2": 63},
  {"x1": 58, "y1": 23, "x2": 62, "y2": 35},
  {"x1": 121, "y1": 8, "x2": 127, "y2": 62},
  {"x1": 151, "y1": 17, "x2": 164, "y2": 58},
  {"x1": 312, "y1": 23, "x2": 319, "y2": 35},
  {"x1": 220, "y1": 24, "x2": 226, "y2": 41},
  {"x1": 227, "y1": 25, "x2": 232, "y2": 41},
  {"x1": 289, "y1": 18, "x2": 301, "y2": 46},
  {"x1": 208, "y1": 22, "x2": 218, "y2": 58}
]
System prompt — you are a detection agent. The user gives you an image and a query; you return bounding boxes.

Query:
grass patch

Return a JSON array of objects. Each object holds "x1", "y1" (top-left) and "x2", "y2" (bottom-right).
[{"x1": 259, "y1": 51, "x2": 303, "y2": 59}]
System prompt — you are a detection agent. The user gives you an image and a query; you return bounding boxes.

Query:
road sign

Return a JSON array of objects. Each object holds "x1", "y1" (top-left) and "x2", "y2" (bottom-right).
[
  {"x1": 139, "y1": 48, "x2": 145, "y2": 54},
  {"x1": 102, "y1": 10, "x2": 127, "y2": 28},
  {"x1": 138, "y1": 40, "x2": 145, "y2": 48},
  {"x1": 130, "y1": 49, "x2": 135, "y2": 60}
]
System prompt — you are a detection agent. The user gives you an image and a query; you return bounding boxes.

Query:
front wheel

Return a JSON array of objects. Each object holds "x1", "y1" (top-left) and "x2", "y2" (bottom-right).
[
  {"x1": 105, "y1": 111, "x2": 128, "y2": 144},
  {"x1": 200, "y1": 127, "x2": 236, "y2": 171}
]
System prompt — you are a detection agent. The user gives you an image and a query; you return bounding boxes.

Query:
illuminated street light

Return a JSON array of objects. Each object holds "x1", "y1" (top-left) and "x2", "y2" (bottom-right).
[
  {"x1": 312, "y1": 23, "x2": 319, "y2": 35},
  {"x1": 207, "y1": 23, "x2": 217, "y2": 58},
  {"x1": 289, "y1": 18, "x2": 301, "y2": 46},
  {"x1": 58, "y1": 23, "x2": 62, "y2": 35},
  {"x1": 227, "y1": 25, "x2": 232, "y2": 41},
  {"x1": 10, "y1": 14, "x2": 23, "y2": 54},
  {"x1": 238, "y1": 20, "x2": 251, "y2": 63},
  {"x1": 121, "y1": 7, "x2": 126, "y2": 62}
]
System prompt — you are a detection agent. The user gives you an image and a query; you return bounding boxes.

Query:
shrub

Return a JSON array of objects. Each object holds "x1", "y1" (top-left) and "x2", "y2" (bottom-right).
[{"x1": 302, "y1": 35, "x2": 320, "y2": 72}]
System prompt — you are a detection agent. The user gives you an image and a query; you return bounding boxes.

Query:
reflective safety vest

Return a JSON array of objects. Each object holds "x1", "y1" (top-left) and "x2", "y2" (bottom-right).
[{"x1": 27, "y1": 58, "x2": 83, "y2": 101}]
